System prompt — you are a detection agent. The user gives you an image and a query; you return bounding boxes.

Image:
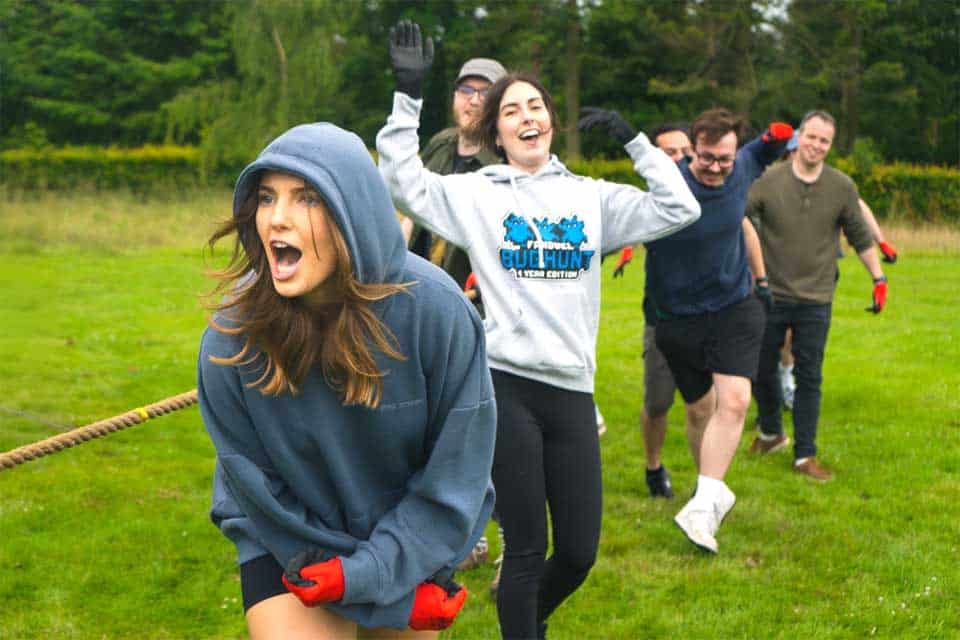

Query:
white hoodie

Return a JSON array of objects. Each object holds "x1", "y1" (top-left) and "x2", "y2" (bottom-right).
[{"x1": 377, "y1": 92, "x2": 700, "y2": 393}]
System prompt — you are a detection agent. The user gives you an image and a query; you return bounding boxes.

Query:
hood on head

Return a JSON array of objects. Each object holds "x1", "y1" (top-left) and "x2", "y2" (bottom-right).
[{"x1": 233, "y1": 123, "x2": 406, "y2": 285}]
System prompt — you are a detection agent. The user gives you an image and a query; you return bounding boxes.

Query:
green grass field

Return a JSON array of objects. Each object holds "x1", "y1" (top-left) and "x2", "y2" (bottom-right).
[{"x1": 0, "y1": 191, "x2": 957, "y2": 639}]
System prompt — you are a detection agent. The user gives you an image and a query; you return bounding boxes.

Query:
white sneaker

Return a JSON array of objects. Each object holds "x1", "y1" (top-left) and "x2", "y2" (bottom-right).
[{"x1": 673, "y1": 484, "x2": 736, "y2": 554}]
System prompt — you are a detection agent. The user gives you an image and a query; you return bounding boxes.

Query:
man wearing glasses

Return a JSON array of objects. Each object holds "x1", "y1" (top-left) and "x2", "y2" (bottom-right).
[
  {"x1": 402, "y1": 57, "x2": 506, "y2": 289},
  {"x1": 644, "y1": 108, "x2": 793, "y2": 553}
]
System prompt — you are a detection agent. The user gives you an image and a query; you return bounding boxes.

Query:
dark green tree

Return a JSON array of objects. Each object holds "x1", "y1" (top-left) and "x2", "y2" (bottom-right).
[{"x1": 0, "y1": 0, "x2": 233, "y2": 148}]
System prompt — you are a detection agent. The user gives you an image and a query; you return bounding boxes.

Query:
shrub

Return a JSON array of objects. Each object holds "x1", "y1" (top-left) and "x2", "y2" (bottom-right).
[
  {"x1": 3, "y1": 146, "x2": 957, "y2": 225},
  {"x1": 0, "y1": 145, "x2": 222, "y2": 194}
]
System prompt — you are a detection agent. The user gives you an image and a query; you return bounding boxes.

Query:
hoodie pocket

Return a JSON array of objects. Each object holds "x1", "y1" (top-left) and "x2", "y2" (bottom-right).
[{"x1": 493, "y1": 289, "x2": 591, "y2": 373}]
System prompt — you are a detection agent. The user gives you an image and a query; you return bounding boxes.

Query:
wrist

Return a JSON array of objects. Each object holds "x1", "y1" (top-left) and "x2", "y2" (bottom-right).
[
  {"x1": 755, "y1": 276, "x2": 769, "y2": 285},
  {"x1": 873, "y1": 275, "x2": 887, "y2": 284}
]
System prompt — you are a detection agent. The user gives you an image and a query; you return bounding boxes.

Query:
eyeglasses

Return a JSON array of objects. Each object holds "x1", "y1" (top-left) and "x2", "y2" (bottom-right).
[
  {"x1": 455, "y1": 84, "x2": 489, "y2": 99},
  {"x1": 695, "y1": 152, "x2": 735, "y2": 168}
]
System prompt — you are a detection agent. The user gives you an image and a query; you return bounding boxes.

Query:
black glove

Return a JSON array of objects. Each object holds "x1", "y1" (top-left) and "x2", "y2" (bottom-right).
[
  {"x1": 755, "y1": 277, "x2": 774, "y2": 313},
  {"x1": 578, "y1": 107, "x2": 637, "y2": 146},
  {"x1": 388, "y1": 20, "x2": 434, "y2": 99}
]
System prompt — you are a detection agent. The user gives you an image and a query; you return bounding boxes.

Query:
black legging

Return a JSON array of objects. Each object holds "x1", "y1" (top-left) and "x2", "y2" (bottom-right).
[{"x1": 490, "y1": 370, "x2": 602, "y2": 639}]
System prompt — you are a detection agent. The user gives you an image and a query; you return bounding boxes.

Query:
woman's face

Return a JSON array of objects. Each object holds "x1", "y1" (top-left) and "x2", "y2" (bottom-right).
[
  {"x1": 495, "y1": 81, "x2": 553, "y2": 174},
  {"x1": 255, "y1": 171, "x2": 337, "y2": 304}
]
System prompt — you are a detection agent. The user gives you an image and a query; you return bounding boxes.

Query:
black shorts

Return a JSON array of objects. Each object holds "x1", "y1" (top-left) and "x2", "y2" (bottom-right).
[
  {"x1": 655, "y1": 294, "x2": 765, "y2": 403},
  {"x1": 240, "y1": 554, "x2": 287, "y2": 612}
]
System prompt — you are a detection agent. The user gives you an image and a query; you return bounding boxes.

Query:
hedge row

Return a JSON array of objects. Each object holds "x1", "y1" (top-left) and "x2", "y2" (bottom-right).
[
  {"x1": 569, "y1": 157, "x2": 960, "y2": 224},
  {"x1": 0, "y1": 145, "x2": 224, "y2": 193},
  {"x1": 2, "y1": 146, "x2": 957, "y2": 223}
]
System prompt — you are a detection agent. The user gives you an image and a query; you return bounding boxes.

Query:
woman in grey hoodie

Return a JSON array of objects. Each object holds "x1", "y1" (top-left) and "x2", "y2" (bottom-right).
[
  {"x1": 377, "y1": 21, "x2": 700, "y2": 640},
  {"x1": 198, "y1": 121, "x2": 496, "y2": 638}
]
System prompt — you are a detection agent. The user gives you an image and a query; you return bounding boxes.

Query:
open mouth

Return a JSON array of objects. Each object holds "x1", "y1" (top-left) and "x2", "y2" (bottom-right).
[
  {"x1": 519, "y1": 129, "x2": 540, "y2": 142},
  {"x1": 271, "y1": 240, "x2": 303, "y2": 280}
]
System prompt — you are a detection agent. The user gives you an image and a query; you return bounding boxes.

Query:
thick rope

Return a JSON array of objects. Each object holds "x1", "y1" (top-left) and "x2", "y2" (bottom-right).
[{"x1": 0, "y1": 389, "x2": 198, "y2": 472}]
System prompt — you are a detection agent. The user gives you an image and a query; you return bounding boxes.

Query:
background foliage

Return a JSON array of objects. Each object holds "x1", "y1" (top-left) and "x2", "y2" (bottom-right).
[{"x1": 2, "y1": 0, "x2": 957, "y2": 177}]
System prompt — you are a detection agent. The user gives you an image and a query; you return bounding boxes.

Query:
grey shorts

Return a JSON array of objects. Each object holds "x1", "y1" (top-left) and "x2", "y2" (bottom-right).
[{"x1": 643, "y1": 324, "x2": 677, "y2": 417}]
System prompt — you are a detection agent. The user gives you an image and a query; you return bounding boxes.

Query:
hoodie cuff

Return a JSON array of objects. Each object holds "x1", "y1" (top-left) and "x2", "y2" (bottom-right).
[
  {"x1": 339, "y1": 545, "x2": 382, "y2": 605},
  {"x1": 624, "y1": 131, "x2": 654, "y2": 156},
  {"x1": 393, "y1": 91, "x2": 423, "y2": 118}
]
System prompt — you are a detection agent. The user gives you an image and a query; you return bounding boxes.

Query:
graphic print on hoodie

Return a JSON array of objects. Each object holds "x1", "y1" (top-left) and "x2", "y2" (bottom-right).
[
  {"x1": 500, "y1": 213, "x2": 597, "y2": 280},
  {"x1": 377, "y1": 92, "x2": 701, "y2": 393}
]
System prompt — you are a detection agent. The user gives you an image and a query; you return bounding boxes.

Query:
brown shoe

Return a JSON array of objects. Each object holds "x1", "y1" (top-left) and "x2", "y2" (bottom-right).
[
  {"x1": 748, "y1": 433, "x2": 790, "y2": 454},
  {"x1": 794, "y1": 457, "x2": 833, "y2": 481}
]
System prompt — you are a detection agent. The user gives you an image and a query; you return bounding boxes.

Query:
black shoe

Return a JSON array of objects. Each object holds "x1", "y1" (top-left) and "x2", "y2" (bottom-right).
[{"x1": 645, "y1": 465, "x2": 674, "y2": 498}]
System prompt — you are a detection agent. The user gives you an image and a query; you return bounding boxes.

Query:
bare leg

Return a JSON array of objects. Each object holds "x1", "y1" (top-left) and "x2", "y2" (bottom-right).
[
  {"x1": 698, "y1": 374, "x2": 752, "y2": 480},
  {"x1": 641, "y1": 409, "x2": 669, "y2": 470},
  {"x1": 247, "y1": 593, "x2": 357, "y2": 640},
  {"x1": 362, "y1": 626, "x2": 440, "y2": 639},
  {"x1": 780, "y1": 328, "x2": 794, "y2": 367},
  {"x1": 684, "y1": 385, "x2": 716, "y2": 471}
]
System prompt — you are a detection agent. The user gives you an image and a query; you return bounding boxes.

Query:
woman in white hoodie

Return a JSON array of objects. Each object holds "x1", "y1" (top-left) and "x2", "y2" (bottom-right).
[{"x1": 377, "y1": 21, "x2": 700, "y2": 640}]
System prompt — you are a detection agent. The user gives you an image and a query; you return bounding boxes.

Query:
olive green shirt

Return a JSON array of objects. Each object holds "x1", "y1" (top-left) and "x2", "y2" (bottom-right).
[{"x1": 746, "y1": 161, "x2": 872, "y2": 304}]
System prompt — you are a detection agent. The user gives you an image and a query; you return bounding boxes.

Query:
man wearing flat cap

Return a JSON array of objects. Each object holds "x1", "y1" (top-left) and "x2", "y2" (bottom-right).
[{"x1": 403, "y1": 58, "x2": 507, "y2": 291}]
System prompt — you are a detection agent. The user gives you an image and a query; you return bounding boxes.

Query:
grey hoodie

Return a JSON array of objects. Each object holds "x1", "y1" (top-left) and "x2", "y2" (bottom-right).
[
  {"x1": 199, "y1": 122, "x2": 496, "y2": 629},
  {"x1": 377, "y1": 92, "x2": 700, "y2": 392}
]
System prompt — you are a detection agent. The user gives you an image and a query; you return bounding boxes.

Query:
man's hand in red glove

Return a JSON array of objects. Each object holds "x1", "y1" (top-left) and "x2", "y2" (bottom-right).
[
  {"x1": 762, "y1": 122, "x2": 794, "y2": 144},
  {"x1": 613, "y1": 246, "x2": 634, "y2": 278},
  {"x1": 866, "y1": 276, "x2": 888, "y2": 314},
  {"x1": 878, "y1": 240, "x2": 898, "y2": 264},
  {"x1": 409, "y1": 578, "x2": 468, "y2": 631},
  {"x1": 463, "y1": 272, "x2": 481, "y2": 302},
  {"x1": 282, "y1": 550, "x2": 345, "y2": 606}
]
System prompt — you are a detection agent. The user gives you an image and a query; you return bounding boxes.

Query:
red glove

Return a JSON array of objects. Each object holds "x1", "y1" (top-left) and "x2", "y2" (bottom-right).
[
  {"x1": 282, "y1": 551, "x2": 345, "y2": 606},
  {"x1": 866, "y1": 276, "x2": 887, "y2": 314},
  {"x1": 762, "y1": 122, "x2": 794, "y2": 144},
  {"x1": 463, "y1": 272, "x2": 478, "y2": 293},
  {"x1": 612, "y1": 246, "x2": 634, "y2": 278},
  {"x1": 408, "y1": 580, "x2": 468, "y2": 631},
  {"x1": 878, "y1": 241, "x2": 898, "y2": 264},
  {"x1": 464, "y1": 272, "x2": 481, "y2": 302}
]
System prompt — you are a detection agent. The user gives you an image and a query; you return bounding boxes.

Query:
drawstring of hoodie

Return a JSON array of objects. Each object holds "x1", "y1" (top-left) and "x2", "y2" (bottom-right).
[{"x1": 508, "y1": 174, "x2": 546, "y2": 269}]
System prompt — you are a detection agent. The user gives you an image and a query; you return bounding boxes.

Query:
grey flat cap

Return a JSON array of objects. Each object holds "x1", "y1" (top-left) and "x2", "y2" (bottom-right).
[{"x1": 456, "y1": 58, "x2": 507, "y2": 85}]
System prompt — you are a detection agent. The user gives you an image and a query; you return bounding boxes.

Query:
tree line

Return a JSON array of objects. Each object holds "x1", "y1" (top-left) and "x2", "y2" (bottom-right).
[{"x1": 1, "y1": 0, "x2": 957, "y2": 172}]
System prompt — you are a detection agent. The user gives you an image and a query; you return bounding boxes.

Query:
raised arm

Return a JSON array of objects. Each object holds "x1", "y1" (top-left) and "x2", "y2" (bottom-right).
[
  {"x1": 578, "y1": 107, "x2": 700, "y2": 252},
  {"x1": 376, "y1": 21, "x2": 479, "y2": 250}
]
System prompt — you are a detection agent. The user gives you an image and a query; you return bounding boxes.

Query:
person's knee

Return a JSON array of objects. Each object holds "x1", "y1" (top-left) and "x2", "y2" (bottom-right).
[
  {"x1": 553, "y1": 544, "x2": 597, "y2": 579},
  {"x1": 717, "y1": 385, "x2": 751, "y2": 419},
  {"x1": 685, "y1": 389, "x2": 714, "y2": 424},
  {"x1": 644, "y1": 400, "x2": 673, "y2": 424}
]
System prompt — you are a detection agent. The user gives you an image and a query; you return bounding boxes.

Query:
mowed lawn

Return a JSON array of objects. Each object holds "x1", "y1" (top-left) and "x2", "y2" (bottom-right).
[{"x1": 0, "y1": 191, "x2": 957, "y2": 639}]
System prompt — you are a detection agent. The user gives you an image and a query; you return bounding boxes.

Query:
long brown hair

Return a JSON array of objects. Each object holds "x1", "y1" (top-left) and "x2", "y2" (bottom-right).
[
  {"x1": 205, "y1": 174, "x2": 409, "y2": 408},
  {"x1": 468, "y1": 72, "x2": 559, "y2": 161}
]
